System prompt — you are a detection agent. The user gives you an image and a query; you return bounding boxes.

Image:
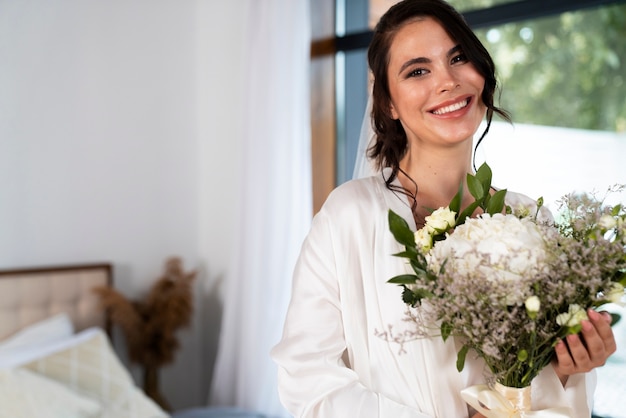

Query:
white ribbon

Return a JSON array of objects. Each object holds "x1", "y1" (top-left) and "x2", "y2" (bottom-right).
[{"x1": 461, "y1": 385, "x2": 575, "y2": 418}]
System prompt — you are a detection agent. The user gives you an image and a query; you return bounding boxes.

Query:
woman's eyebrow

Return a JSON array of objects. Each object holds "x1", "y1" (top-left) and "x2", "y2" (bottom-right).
[
  {"x1": 397, "y1": 44, "x2": 463, "y2": 75},
  {"x1": 447, "y1": 44, "x2": 462, "y2": 58}
]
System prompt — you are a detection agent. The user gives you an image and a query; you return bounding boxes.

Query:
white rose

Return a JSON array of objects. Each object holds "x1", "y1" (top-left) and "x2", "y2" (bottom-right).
[
  {"x1": 425, "y1": 207, "x2": 456, "y2": 234},
  {"x1": 414, "y1": 227, "x2": 433, "y2": 252}
]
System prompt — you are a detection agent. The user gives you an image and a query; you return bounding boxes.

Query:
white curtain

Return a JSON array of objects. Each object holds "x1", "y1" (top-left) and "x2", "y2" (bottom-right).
[{"x1": 209, "y1": 0, "x2": 312, "y2": 417}]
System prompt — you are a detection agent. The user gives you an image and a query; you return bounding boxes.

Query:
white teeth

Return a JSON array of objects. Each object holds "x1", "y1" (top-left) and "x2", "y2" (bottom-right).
[{"x1": 432, "y1": 99, "x2": 469, "y2": 115}]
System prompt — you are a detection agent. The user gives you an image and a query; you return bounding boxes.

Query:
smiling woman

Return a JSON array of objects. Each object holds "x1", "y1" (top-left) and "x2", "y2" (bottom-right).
[{"x1": 273, "y1": 1, "x2": 615, "y2": 417}]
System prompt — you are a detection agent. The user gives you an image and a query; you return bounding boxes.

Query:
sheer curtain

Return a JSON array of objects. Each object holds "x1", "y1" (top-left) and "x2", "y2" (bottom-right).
[{"x1": 208, "y1": 0, "x2": 311, "y2": 417}]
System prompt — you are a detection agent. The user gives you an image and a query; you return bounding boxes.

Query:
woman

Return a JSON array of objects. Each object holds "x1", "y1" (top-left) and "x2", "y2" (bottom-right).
[{"x1": 271, "y1": 1, "x2": 616, "y2": 416}]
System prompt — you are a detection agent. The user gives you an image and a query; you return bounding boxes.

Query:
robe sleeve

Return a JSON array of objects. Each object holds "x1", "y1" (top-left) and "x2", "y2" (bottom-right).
[{"x1": 271, "y1": 207, "x2": 428, "y2": 418}]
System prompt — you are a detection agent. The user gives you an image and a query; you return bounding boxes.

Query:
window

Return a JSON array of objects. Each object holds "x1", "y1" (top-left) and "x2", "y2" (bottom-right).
[{"x1": 311, "y1": 0, "x2": 626, "y2": 209}]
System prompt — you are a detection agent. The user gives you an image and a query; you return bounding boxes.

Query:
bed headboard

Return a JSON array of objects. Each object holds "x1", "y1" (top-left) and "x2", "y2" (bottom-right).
[{"x1": 0, "y1": 263, "x2": 112, "y2": 340}]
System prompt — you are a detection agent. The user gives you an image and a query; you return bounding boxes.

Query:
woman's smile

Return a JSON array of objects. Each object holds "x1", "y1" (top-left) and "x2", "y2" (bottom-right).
[{"x1": 429, "y1": 95, "x2": 473, "y2": 116}]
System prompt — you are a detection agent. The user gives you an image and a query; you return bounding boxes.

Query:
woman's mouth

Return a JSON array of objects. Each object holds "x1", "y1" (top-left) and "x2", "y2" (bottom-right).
[{"x1": 431, "y1": 98, "x2": 471, "y2": 115}]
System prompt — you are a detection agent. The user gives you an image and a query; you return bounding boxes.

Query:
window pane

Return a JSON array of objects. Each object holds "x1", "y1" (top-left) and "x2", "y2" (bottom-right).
[{"x1": 475, "y1": 4, "x2": 626, "y2": 131}]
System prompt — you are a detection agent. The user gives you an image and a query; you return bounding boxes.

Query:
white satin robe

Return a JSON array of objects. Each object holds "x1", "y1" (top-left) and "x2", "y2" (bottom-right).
[{"x1": 272, "y1": 170, "x2": 596, "y2": 418}]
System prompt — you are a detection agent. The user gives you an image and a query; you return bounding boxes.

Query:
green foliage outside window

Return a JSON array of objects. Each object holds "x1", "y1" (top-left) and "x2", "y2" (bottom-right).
[{"x1": 463, "y1": 4, "x2": 626, "y2": 132}]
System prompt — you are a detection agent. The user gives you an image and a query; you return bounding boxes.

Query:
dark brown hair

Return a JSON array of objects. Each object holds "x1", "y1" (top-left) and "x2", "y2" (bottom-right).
[{"x1": 367, "y1": 0, "x2": 510, "y2": 183}]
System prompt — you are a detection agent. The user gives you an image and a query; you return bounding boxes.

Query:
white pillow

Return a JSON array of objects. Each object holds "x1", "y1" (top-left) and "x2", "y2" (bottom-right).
[
  {"x1": 0, "y1": 313, "x2": 74, "y2": 351},
  {"x1": 0, "y1": 319, "x2": 91, "y2": 370},
  {"x1": 0, "y1": 368, "x2": 102, "y2": 418},
  {"x1": 22, "y1": 327, "x2": 169, "y2": 418}
]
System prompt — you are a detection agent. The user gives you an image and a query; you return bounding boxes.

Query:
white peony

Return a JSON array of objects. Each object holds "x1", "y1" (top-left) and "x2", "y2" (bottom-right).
[{"x1": 428, "y1": 213, "x2": 548, "y2": 305}]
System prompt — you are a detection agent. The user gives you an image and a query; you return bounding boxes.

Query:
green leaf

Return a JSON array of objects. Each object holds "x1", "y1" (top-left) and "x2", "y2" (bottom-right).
[
  {"x1": 456, "y1": 201, "x2": 480, "y2": 226},
  {"x1": 388, "y1": 210, "x2": 415, "y2": 248},
  {"x1": 610, "y1": 313, "x2": 621, "y2": 326},
  {"x1": 441, "y1": 322, "x2": 452, "y2": 341},
  {"x1": 392, "y1": 250, "x2": 417, "y2": 259},
  {"x1": 474, "y1": 162, "x2": 493, "y2": 190},
  {"x1": 401, "y1": 286, "x2": 430, "y2": 306},
  {"x1": 456, "y1": 345, "x2": 469, "y2": 372},
  {"x1": 467, "y1": 174, "x2": 484, "y2": 200},
  {"x1": 388, "y1": 274, "x2": 418, "y2": 285},
  {"x1": 486, "y1": 189, "x2": 507, "y2": 215},
  {"x1": 449, "y1": 182, "x2": 464, "y2": 213}
]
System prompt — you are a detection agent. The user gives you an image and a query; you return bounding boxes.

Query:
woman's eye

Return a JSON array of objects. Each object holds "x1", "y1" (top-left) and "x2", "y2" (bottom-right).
[
  {"x1": 408, "y1": 68, "x2": 428, "y2": 78},
  {"x1": 451, "y1": 53, "x2": 468, "y2": 64}
]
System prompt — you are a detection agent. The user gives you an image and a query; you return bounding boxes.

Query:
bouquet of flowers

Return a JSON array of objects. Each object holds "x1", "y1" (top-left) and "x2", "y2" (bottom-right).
[{"x1": 387, "y1": 163, "x2": 626, "y2": 416}]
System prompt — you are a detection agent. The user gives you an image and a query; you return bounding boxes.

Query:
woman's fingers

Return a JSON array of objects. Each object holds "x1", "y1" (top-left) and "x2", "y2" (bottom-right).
[{"x1": 553, "y1": 309, "x2": 617, "y2": 377}]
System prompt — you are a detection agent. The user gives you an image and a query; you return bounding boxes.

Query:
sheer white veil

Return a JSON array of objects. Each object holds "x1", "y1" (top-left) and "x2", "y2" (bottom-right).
[{"x1": 352, "y1": 86, "x2": 381, "y2": 180}]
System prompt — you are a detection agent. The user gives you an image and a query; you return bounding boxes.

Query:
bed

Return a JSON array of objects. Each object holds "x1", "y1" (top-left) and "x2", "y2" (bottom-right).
[{"x1": 0, "y1": 263, "x2": 266, "y2": 418}]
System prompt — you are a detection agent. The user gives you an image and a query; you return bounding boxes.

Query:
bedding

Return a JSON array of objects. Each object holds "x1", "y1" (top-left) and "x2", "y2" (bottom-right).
[
  {"x1": 0, "y1": 368, "x2": 102, "y2": 418},
  {"x1": 1, "y1": 324, "x2": 167, "y2": 418},
  {"x1": 0, "y1": 264, "x2": 268, "y2": 418},
  {"x1": 22, "y1": 327, "x2": 167, "y2": 418},
  {"x1": 0, "y1": 312, "x2": 73, "y2": 364}
]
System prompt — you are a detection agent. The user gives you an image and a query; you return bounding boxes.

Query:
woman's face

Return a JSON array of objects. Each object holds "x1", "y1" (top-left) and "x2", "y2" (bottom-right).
[{"x1": 386, "y1": 17, "x2": 486, "y2": 149}]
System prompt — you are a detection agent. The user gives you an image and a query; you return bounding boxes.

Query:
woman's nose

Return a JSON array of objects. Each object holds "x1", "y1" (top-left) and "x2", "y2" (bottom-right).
[{"x1": 437, "y1": 68, "x2": 460, "y2": 93}]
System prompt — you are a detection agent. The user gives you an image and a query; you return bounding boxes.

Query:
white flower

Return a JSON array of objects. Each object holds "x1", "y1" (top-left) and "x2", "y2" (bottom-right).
[
  {"x1": 606, "y1": 282, "x2": 625, "y2": 305},
  {"x1": 556, "y1": 304, "x2": 589, "y2": 328},
  {"x1": 414, "y1": 227, "x2": 433, "y2": 252},
  {"x1": 598, "y1": 214, "x2": 617, "y2": 230},
  {"x1": 425, "y1": 207, "x2": 456, "y2": 234},
  {"x1": 428, "y1": 213, "x2": 548, "y2": 305},
  {"x1": 511, "y1": 204, "x2": 531, "y2": 218},
  {"x1": 525, "y1": 296, "x2": 541, "y2": 318}
]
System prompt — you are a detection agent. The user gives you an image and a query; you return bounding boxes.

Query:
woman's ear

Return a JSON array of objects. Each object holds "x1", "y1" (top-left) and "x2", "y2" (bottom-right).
[{"x1": 389, "y1": 102, "x2": 399, "y2": 120}]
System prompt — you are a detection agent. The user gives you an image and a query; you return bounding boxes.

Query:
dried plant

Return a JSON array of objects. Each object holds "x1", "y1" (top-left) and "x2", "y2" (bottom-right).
[{"x1": 93, "y1": 256, "x2": 196, "y2": 410}]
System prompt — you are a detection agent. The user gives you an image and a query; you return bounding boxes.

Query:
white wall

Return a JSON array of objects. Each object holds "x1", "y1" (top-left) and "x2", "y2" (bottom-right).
[{"x1": 0, "y1": 0, "x2": 245, "y2": 410}]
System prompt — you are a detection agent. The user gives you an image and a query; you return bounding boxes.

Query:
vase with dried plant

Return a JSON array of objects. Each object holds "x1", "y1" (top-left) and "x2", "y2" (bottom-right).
[{"x1": 94, "y1": 256, "x2": 196, "y2": 411}]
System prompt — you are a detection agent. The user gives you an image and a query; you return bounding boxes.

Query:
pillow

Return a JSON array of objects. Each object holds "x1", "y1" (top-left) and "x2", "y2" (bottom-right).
[
  {"x1": 0, "y1": 313, "x2": 74, "y2": 359},
  {"x1": 0, "y1": 320, "x2": 91, "y2": 370},
  {"x1": 21, "y1": 328, "x2": 169, "y2": 418},
  {"x1": 0, "y1": 368, "x2": 101, "y2": 418}
]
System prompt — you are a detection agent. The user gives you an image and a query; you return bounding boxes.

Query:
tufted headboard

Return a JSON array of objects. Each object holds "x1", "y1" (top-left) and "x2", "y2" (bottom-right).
[{"x1": 0, "y1": 263, "x2": 112, "y2": 340}]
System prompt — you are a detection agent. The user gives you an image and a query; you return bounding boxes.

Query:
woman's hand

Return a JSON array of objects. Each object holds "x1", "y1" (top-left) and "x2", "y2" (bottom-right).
[{"x1": 552, "y1": 309, "x2": 616, "y2": 385}]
